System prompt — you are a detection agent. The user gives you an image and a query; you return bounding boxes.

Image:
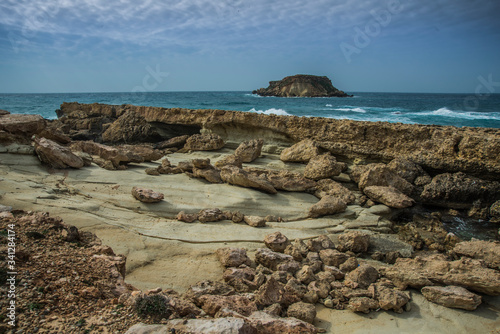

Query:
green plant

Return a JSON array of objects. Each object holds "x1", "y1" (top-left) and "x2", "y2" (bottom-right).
[
  {"x1": 76, "y1": 318, "x2": 86, "y2": 327},
  {"x1": 28, "y1": 303, "x2": 42, "y2": 311},
  {"x1": 135, "y1": 294, "x2": 172, "y2": 318}
]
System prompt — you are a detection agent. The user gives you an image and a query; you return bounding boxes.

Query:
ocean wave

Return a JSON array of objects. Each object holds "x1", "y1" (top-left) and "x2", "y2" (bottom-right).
[
  {"x1": 247, "y1": 108, "x2": 291, "y2": 116},
  {"x1": 415, "y1": 107, "x2": 500, "y2": 120},
  {"x1": 333, "y1": 107, "x2": 367, "y2": 113}
]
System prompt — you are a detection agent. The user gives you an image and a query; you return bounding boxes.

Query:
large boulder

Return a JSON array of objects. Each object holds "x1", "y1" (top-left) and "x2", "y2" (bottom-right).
[
  {"x1": 280, "y1": 139, "x2": 320, "y2": 163},
  {"x1": 304, "y1": 154, "x2": 346, "y2": 180},
  {"x1": 220, "y1": 166, "x2": 277, "y2": 194},
  {"x1": 421, "y1": 286, "x2": 482, "y2": 310},
  {"x1": 308, "y1": 195, "x2": 347, "y2": 218},
  {"x1": 0, "y1": 113, "x2": 46, "y2": 141},
  {"x1": 380, "y1": 254, "x2": 500, "y2": 295},
  {"x1": 356, "y1": 164, "x2": 415, "y2": 196},
  {"x1": 253, "y1": 74, "x2": 350, "y2": 98},
  {"x1": 235, "y1": 139, "x2": 264, "y2": 162},
  {"x1": 421, "y1": 172, "x2": 500, "y2": 209},
  {"x1": 183, "y1": 133, "x2": 225, "y2": 151},
  {"x1": 34, "y1": 137, "x2": 84, "y2": 169},
  {"x1": 363, "y1": 186, "x2": 415, "y2": 208}
]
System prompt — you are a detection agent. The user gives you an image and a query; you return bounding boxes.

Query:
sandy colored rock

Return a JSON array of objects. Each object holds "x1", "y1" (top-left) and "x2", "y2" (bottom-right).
[
  {"x1": 347, "y1": 297, "x2": 379, "y2": 314},
  {"x1": 235, "y1": 139, "x2": 264, "y2": 162},
  {"x1": 102, "y1": 110, "x2": 160, "y2": 143},
  {"x1": 198, "y1": 208, "x2": 225, "y2": 223},
  {"x1": 380, "y1": 254, "x2": 500, "y2": 295},
  {"x1": 198, "y1": 294, "x2": 257, "y2": 317},
  {"x1": 287, "y1": 301, "x2": 317, "y2": 324},
  {"x1": 373, "y1": 284, "x2": 410, "y2": 313},
  {"x1": 337, "y1": 231, "x2": 370, "y2": 253},
  {"x1": 155, "y1": 135, "x2": 190, "y2": 149},
  {"x1": 34, "y1": 137, "x2": 85, "y2": 169},
  {"x1": 244, "y1": 215, "x2": 266, "y2": 227},
  {"x1": 247, "y1": 311, "x2": 318, "y2": 334},
  {"x1": 192, "y1": 166, "x2": 222, "y2": 183},
  {"x1": 214, "y1": 154, "x2": 243, "y2": 168},
  {"x1": 308, "y1": 195, "x2": 347, "y2": 218},
  {"x1": 363, "y1": 186, "x2": 415, "y2": 209},
  {"x1": 246, "y1": 168, "x2": 317, "y2": 192},
  {"x1": 131, "y1": 187, "x2": 164, "y2": 203},
  {"x1": 314, "y1": 179, "x2": 355, "y2": 204},
  {"x1": 304, "y1": 153, "x2": 346, "y2": 180},
  {"x1": 387, "y1": 158, "x2": 430, "y2": 184},
  {"x1": 357, "y1": 164, "x2": 414, "y2": 196},
  {"x1": 184, "y1": 133, "x2": 225, "y2": 151},
  {"x1": 453, "y1": 240, "x2": 500, "y2": 270},
  {"x1": 421, "y1": 286, "x2": 482, "y2": 310},
  {"x1": 264, "y1": 232, "x2": 290, "y2": 253},
  {"x1": 345, "y1": 265, "x2": 379, "y2": 289},
  {"x1": 280, "y1": 139, "x2": 320, "y2": 163},
  {"x1": 255, "y1": 248, "x2": 294, "y2": 271},
  {"x1": 220, "y1": 165, "x2": 277, "y2": 194},
  {"x1": 216, "y1": 248, "x2": 252, "y2": 268}
]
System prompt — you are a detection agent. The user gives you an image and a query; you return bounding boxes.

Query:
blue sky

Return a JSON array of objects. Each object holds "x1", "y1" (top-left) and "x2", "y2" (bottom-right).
[{"x1": 0, "y1": 0, "x2": 499, "y2": 93}]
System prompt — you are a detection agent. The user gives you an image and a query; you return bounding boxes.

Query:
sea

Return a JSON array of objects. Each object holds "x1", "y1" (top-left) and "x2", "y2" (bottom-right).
[{"x1": 1, "y1": 91, "x2": 500, "y2": 128}]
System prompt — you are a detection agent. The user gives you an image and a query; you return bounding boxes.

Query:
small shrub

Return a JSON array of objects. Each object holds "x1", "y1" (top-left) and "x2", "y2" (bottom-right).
[{"x1": 135, "y1": 294, "x2": 172, "y2": 319}]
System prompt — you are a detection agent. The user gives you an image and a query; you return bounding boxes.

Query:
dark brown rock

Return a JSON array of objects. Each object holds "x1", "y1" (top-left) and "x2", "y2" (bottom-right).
[
  {"x1": 184, "y1": 133, "x2": 225, "y2": 151},
  {"x1": 131, "y1": 187, "x2": 164, "y2": 203},
  {"x1": 216, "y1": 248, "x2": 252, "y2": 268},
  {"x1": 314, "y1": 179, "x2": 356, "y2": 204},
  {"x1": 345, "y1": 265, "x2": 379, "y2": 289},
  {"x1": 34, "y1": 137, "x2": 84, "y2": 169},
  {"x1": 264, "y1": 232, "x2": 290, "y2": 253}
]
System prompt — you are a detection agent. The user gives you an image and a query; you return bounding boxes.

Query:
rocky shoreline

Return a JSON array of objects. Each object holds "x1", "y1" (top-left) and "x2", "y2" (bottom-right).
[{"x1": 1, "y1": 105, "x2": 500, "y2": 333}]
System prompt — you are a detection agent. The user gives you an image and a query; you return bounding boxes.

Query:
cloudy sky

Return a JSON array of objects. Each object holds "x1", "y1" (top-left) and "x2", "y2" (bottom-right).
[{"x1": 0, "y1": 0, "x2": 499, "y2": 93}]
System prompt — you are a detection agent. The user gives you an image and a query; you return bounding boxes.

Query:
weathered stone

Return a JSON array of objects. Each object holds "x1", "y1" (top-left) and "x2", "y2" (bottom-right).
[
  {"x1": 145, "y1": 167, "x2": 160, "y2": 175},
  {"x1": 255, "y1": 248, "x2": 294, "y2": 271},
  {"x1": 453, "y1": 240, "x2": 500, "y2": 270},
  {"x1": 323, "y1": 266, "x2": 345, "y2": 280},
  {"x1": 221, "y1": 166, "x2": 277, "y2": 194},
  {"x1": 295, "y1": 265, "x2": 316, "y2": 285},
  {"x1": 314, "y1": 179, "x2": 355, "y2": 204},
  {"x1": 235, "y1": 139, "x2": 264, "y2": 162},
  {"x1": 490, "y1": 200, "x2": 500, "y2": 218},
  {"x1": 421, "y1": 286, "x2": 482, "y2": 310},
  {"x1": 183, "y1": 133, "x2": 225, "y2": 151},
  {"x1": 307, "y1": 280, "x2": 330, "y2": 299},
  {"x1": 131, "y1": 187, "x2": 164, "y2": 203},
  {"x1": 319, "y1": 249, "x2": 349, "y2": 267},
  {"x1": 363, "y1": 186, "x2": 415, "y2": 209},
  {"x1": 306, "y1": 235, "x2": 335, "y2": 252},
  {"x1": 244, "y1": 215, "x2": 267, "y2": 227},
  {"x1": 223, "y1": 267, "x2": 256, "y2": 285},
  {"x1": 214, "y1": 154, "x2": 243, "y2": 169},
  {"x1": 247, "y1": 311, "x2": 318, "y2": 334},
  {"x1": 286, "y1": 302, "x2": 316, "y2": 324},
  {"x1": 155, "y1": 135, "x2": 190, "y2": 149},
  {"x1": 192, "y1": 166, "x2": 222, "y2": 183},
  {"x1": 216, "y1": 247, "x2": 252, "y2": 268},
  {"x1": 280, "y1": 139, "x2": 320, "y2": 163},
  {"x1": 71, "y1": 141, "x2": 144, "y2": 169},
  {"x1": 102, "y1": 110, "x2": 159, "y2": 143},
  {"x1": 347, "y1": 297, "x2": 379, "y2": 314},
  {"x1": 232, "y1": 211, "x2": 244, "y2": 223},
  {"x1": 0, "y1": 113, "x2": 46, "y2": 140},
  {"x1": 357, "y1": 164, "x2": 415, "y2": 196},
  {"x1": 345, "y1": 265, "x2": 379, "y2": 289},
  {"x1": 177, "y1": 211, "x2": 198, "y2": 223},
  {"x1": 337, "y1": 231, "x2": 370, "y2": 253},
  {"x1": 198, "y1": 208, "x2": 225, "y2": 223},
  {"x1": 373, "y1": 284, "x2": 410, "y2": 313},
  {"x1": 308, "y1": 195, "x2": 347, "y2": 218},
  {"x1": 34, "y1": 137, "x2": 84, "y2": 169},
  {"x1": 421, "y1": 172, "x2": 500, "y2": 209},
  {"x1": 339, "y1": 257, "x2": 359, "y2": 273},
  {"x1": 184, "y1": 280, "x2": 235, "y2": 305},
  {"x1": 387, "y1": 158, "x2": 430, "y2": 184},
  {"x1": 255, "y1": 277, "x2": 286, "y2": 306},
  {"x1": 264, "y1": 232, "x2": 290, "y2": 253},
  {"x1": 380, "y1": 254, "x2": 500, "y2": 295},
  {"x1": 199, "y1": 294, "x2": 257, "y2": 317},
  {"x1": 125, "y1": 319, "x2": 257, "y2": 334},
  {"x1": 304, "y1": 153, "x2": 346, "y2": 180}
]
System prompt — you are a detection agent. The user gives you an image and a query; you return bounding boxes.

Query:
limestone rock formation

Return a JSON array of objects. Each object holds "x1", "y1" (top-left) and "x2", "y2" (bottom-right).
[
  {"x1": 183, "y1": 133, "x2": 225, "y2": 151},
  {"x1": 34, "y1": 137, "x2": 84, "y2": 169},
  {"x1": 252, "y1": 74, "x2": 351, "y2": 98},
  {"x1": 280, "y1": 139, "x2": 320, "y2": 163},
  {"x1": 314, "y1": 179, "x2": 355, "y2": 204},
  {"x1": 308, "y1": 195, "x2": 347, "y2": 218},
  {"x1": 220, "y1": 166, "x2": 277, "y2": 194},
  {"x1": 453, "y1": 240, "x2": 500, "y2": 270},
  {"x1": 363, "y1": 186, "x2": 415, "y2": 208},
  {"x1": 303, "y1": 153, "x2": 346, "y2": 180},
  {"x1": 421, "y1": 286, "x2": 482, "y2": 310},
  {"x1": 235, "y1": 139, "x2": 264, "y2": 163}
]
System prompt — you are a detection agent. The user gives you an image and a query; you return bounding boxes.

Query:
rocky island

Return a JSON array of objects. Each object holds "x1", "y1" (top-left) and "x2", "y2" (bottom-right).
[
  {"x1": 252, "y1": 74, "x2": 352, "y2": 98},
  {"x1": 1, "y1": 104, "x2": 500, "y2": 333}
]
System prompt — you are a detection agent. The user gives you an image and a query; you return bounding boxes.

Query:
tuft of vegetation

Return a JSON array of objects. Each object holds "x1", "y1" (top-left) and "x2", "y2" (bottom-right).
[
  {"x1": 28, "y1": 303, "x2": 42, "y2": 311},
  {"x1": 135, "y1": 294, "x2": 172, "y2": 319}
]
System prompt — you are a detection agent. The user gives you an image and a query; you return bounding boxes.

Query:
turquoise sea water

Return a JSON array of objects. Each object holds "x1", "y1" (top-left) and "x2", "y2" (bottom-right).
[{"x1": 1, "y1": 91, "x2": 500, "y2": 128}]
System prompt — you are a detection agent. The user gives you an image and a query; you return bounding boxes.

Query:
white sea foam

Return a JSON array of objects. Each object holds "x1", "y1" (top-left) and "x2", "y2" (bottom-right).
[
  {"x1": 247, "y1": 108, "x2": 291, "y2": 116},
  {"x1": 415, "y1": 107, "x2": 500, "y2": 120},
  {"x1": 325, "y1": 104, "x2": 333, "y2": 107},
  {"x1": 333, "y1": 107, "x2": 367, "y2": 113}
]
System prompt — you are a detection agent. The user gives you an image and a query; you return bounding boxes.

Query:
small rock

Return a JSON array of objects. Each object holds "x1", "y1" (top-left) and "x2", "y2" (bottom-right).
[
  {"x1": 131, "y1": 186, "x2": 164, "y2": 203},
  {"x1": 244, "y1": 215, "x2": 266, "y2": 227},
  {"x1": 421, "y1": 285, "x2": 482, "y2": 310},
  {"x1": 308, "y1": 195, "x2": 347, "y2": 218},
  {"x1": 264, "y1": 232, "x2": 290, "y2": 253},
  {"x1": 287, "y1": 302, "x2": 317, "y2": 324}
]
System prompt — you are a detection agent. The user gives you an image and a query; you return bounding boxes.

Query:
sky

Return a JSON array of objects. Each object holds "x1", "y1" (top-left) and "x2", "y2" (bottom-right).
[{"x1": 0, "y1": 0, "x2": 499, "y2": 94}]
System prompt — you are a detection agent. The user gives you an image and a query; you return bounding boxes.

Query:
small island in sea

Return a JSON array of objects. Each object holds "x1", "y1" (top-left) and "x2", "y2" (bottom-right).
[
  {"x1": 1, "y1": 103, "x2": 499, "y2": 333},
  {"x1": 252, "y1": 74, "x2": 352, "y2": 98}
]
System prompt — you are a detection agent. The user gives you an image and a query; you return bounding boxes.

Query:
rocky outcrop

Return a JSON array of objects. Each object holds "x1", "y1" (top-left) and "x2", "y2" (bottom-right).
[
  {"x1": 308, "y1": 195, "x2": 347, "y2": 218},
  {"x1": 55, "y1": 103, "x2": 500, "y2": 180},
  {"x1": 235, "y1": 139, "x2": 263, "y2": 162},
  {"x1": 252, "y1": 74, "x2": 351, "y2": 98},
  {"x1": 303, "y1": 154, "x2": 346, "y2": 180},
  {"x1": 280, "y1": 139, "x2": 320, "y2": 163},
  {"x1": 183, "y1": 133, "x2": 225, "y2": 151},
  {"x1": 363, "y1": 186, "x2": 415, "y2": 209},
  {"x1": 453, "y1": 240, "x2": 500, "y2": 270},
  {"x1": 220, "y1": 166, "x2": 277, "y2": 194}
]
